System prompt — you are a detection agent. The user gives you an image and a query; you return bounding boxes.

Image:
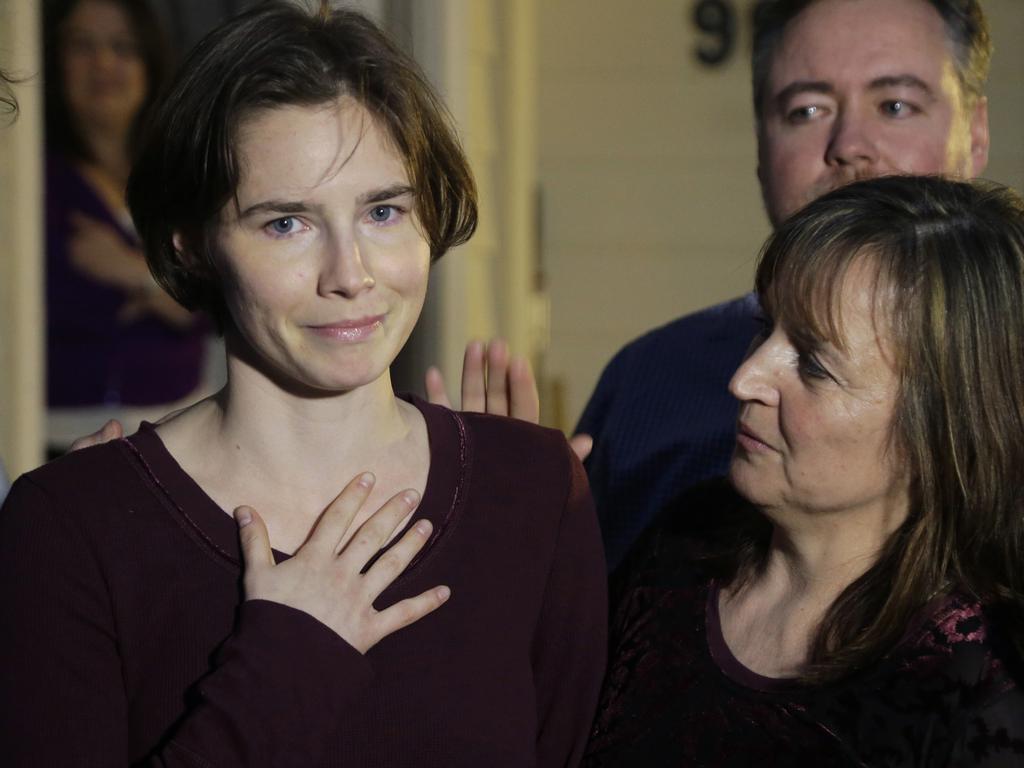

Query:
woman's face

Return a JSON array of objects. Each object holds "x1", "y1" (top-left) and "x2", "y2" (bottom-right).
[
  {"x1": 60, "y1": 0, "x2": 147, "y2": 134},
  {"x1": 209, "y1": 98, "x2": 430, "y2": 394},
  {"x1": 728, "y1": 260, "x2": 909, "y2": 524}
]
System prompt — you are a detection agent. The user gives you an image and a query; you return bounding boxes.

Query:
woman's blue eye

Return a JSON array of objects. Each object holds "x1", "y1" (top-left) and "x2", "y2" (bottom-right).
[
  {"x1": 370, "y1": 206, "x2": 394, "y2": 223},
  {"x1": 270, "y1": 217, "x2": 296, "y2": 235}
]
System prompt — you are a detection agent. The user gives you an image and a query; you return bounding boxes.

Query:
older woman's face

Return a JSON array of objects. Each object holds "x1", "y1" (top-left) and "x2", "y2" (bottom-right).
[
  {"x1": 209, "y1": 98, "x2": 430, "y2": 394},
  {"x1": 728, "y1": 261, "x2": 909, "y2": 524},
  {"x1": 60, "y1": 0, "x2": 147, "y2": 133}
]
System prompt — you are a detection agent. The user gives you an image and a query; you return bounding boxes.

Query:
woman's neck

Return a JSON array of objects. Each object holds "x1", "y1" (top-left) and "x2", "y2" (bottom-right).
[
  {"x1": 719, "y1": 499, "x2": 907, "y2": 677},
  {"x1": 215, "y1": 354, "x2": 412, "y2": 483},
  {"x1": 761, "y1": 509, "x2": 897, "y2": 600},
  {"x1": 155, "y1": 346, "x2": 429, "y2": 553}
]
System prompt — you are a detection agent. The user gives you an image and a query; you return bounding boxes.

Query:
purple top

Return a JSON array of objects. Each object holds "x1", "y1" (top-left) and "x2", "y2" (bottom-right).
[
  {"x1": 46, "y1": 153, "x2": 207, "y2": 407},
  {"x1": 0, "y1": 397, "x2": 606, "y2": 766},
  {"x1": 585, "y1": 480, "x2": 1024, "y2": 767}
]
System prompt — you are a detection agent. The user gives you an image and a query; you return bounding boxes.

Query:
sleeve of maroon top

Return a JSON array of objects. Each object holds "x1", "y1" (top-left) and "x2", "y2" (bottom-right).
[
  {"x1": 0, "y1": 476, "x2": 373, "y2": 767},
  {"x1": 531, "y1": 441, "x2": 608, "y2": 768}
]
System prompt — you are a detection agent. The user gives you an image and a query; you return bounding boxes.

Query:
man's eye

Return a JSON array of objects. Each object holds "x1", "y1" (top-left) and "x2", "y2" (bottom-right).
[
  {"x1": 881, "y1": 100, "x2": 916, "y2": 118},
  {"x1": 786, "y1": 105, "x2": 821, "y2": 123}
]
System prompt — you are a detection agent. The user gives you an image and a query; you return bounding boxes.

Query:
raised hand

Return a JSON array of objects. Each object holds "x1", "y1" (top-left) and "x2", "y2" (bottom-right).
[
  {"x1": 424, "y1": 338, "x2": 593, "y2": 462},
  {"x1": 425, "y1": 338, "x2": 540, "y2": 422},
  {"x1": 235, "y1": 473, "x2": 450, "y2": 654}
]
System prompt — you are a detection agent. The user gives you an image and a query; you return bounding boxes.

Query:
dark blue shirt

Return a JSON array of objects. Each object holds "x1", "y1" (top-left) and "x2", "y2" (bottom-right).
[{"x1": 576, "y1": 293, "x2": 761, "y2": 572}]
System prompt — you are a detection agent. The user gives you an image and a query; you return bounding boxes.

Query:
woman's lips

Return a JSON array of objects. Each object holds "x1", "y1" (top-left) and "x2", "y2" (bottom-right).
[
  {"x1": 306, "y1": 315, "x2": 384, "y2": 342},
  {"x1": 736, "y1": 422, "x2": 775, "y2": 453}
]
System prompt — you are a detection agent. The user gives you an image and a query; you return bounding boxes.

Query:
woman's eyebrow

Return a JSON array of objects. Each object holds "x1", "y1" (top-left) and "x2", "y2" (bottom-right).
[
  {"x1": 238, "y1": 199, "x2": 312, "y2": 218},
  {"x1": 357, "y1": 184, "x2": 415, "y2": 205}
]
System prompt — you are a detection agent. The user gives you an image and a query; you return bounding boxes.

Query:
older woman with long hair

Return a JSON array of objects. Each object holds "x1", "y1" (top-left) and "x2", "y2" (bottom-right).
[
  {"x1": 1, "y1": 4, "x2": 605, "y2": 766},
  {"x1": 586, "y1": 175, "x2": 1024, "y2": 766}
]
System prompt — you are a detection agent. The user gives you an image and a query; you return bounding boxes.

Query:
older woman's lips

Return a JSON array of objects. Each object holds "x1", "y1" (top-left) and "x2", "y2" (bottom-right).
[
  {"x1": 307, "y1": 315, "x2": 384, "y2": 341},
  {"x1": 736, "y1": 423, "x2": 775, "y2": 453}
]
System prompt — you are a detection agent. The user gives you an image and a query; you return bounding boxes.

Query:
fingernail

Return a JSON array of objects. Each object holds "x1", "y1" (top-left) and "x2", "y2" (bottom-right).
[
  {"x1": 403, "y1": 490, "x2": 420, "y2": 506},
  {"x1": 436, "y1": 586, "x2": 451, "y2": 602},
  {"x1": 414, "y1": 519, "x2": 432, "y2": 536},
  {"x1": 358, "y1": 472, "x2": 375, "y2": 488},
  {"x1": 234, "y1": 507, "x2": 252, "y2": 527}
]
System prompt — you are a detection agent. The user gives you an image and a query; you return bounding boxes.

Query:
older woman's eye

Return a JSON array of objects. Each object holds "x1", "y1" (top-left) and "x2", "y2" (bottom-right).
[{"x1": 797, "y1": 352, "x2": 830, "y2": 381}]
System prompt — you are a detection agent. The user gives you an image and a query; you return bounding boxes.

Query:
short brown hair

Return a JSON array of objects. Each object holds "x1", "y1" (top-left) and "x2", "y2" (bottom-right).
[
  {"x1": 126, "y1": 1, "x2": 477, "y2": 323},
  {"x1": 751, "y1": 0, "x2": 992, "y2": 121},
  {"x1": 728, "y1": 175, "x2": 1024, "y2": 681}
]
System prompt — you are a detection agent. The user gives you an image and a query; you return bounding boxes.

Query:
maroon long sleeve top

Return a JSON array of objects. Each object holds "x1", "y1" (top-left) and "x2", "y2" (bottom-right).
[{"x1": 0, "y1": 398, "x2": 607, "y2": 766}]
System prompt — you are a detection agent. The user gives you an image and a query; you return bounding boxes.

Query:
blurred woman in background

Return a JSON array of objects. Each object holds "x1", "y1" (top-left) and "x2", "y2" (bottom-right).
[{"x1": 43, "y1": 0, "x2": 208, "y2": 454}]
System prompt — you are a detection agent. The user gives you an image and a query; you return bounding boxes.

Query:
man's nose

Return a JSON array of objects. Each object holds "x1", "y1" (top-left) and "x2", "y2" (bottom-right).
[{"x1": 824, "y1": 108, "x2": 880, "y2": 170}]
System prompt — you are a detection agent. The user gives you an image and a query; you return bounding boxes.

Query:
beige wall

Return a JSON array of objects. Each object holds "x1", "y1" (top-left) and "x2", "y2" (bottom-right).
[
  {"x1": 405, "y1": 0, "x2": 541, "y2": 391},
  {"x1": 539, "y1": 0, "x2": 1024, "y2": 431}
]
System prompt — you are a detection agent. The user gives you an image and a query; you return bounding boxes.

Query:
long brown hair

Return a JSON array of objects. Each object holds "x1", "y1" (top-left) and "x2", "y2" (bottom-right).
[{"x1": 731, "y1": 175, "x2": 1024, "y2": 682}]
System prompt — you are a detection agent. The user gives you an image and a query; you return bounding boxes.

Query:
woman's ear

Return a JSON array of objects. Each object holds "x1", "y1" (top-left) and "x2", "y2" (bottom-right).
[
  {"x1": 172, "y1": 230, "x2": 214, "y2": 275},
  {"x1": 172, "y1": 231, "x2": 187, "y2": 258}
]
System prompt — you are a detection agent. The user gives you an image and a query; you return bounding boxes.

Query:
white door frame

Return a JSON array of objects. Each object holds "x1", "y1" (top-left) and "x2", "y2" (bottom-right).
[{"x1": 0, "y1": 0, "x2": 45, "y2": 475}]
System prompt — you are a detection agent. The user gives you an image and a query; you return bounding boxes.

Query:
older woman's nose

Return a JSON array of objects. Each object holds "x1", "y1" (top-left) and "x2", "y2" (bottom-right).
[{"x1": 728, "y1": 341, "x2": 780, "y2": 407}]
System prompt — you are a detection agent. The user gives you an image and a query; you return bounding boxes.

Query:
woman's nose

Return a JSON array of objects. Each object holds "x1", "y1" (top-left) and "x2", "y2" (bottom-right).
[
  {"x1": 728, "y1": 337, "x2": 780, "y2": 407},
  {"x1": 318, "y1": 237, "x2": 375, "y2": 298}
]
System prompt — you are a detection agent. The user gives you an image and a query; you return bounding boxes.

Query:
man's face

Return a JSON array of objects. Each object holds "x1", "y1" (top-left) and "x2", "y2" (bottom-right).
[{"x1": 756, "y1": 0, "x2": 989, "y2": 227}]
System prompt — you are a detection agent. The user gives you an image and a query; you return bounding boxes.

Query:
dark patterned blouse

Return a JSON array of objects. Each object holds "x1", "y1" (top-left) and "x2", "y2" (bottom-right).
[{"x1": 584, "y1": 483, "x2": 1024, "y2": 767}]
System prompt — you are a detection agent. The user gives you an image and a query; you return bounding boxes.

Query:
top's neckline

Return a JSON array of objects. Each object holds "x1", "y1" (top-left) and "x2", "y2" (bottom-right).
[
  {"x1": 123, "y1": 394, "x2": 467, "y2": 571},
  {"x1": 705, "y1": 580, "x2": 805, "y2": 694}
]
